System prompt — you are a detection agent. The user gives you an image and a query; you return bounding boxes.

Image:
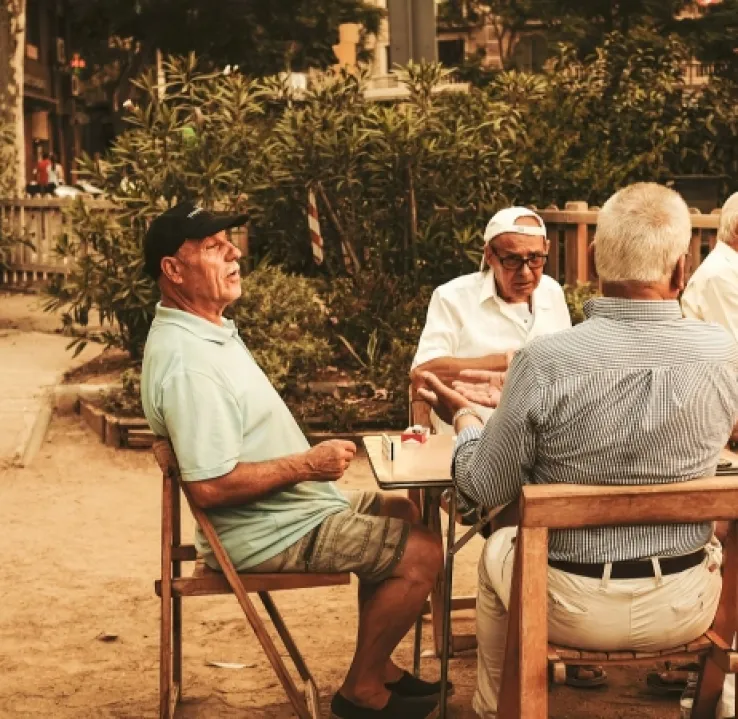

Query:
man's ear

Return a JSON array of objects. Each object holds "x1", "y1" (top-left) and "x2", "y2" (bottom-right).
[
  {"x1": 160, "y1": 257, "x2": 184, "y2": 284},
  {"x1": 671, "y1": 255, "x2": 687, "y2": 294},
  {"x1": 587, "y1": 242, "x2": 598, "y2": 281}
]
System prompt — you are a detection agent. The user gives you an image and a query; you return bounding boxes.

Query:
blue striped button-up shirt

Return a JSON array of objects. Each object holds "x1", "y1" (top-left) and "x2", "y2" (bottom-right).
[{"x1": 452, "y1": 297, "x2": 738, "y2": 563}]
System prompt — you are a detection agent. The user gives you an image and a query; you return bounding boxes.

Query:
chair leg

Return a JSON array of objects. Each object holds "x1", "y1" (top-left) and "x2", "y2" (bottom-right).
[
  {"x1": 694, "y1": 523, "x2": 738, "y2": 718},
  {"x1": 259, "y1": 591, "x2": 313, "y2": 683},
  {"x1": 260, "y1": 592, "x2": 321, "y2": 719},
  {"x1": 498, "y1": 536, "x2": 522, "y2": 718},
  {"x1": 692, "y1": 653, "x2": 725, "y2": 719},
  {"x1": 160, "y1": 592, "x2": 178, "y2": 719},
  {"x1": 426, "y1": 491, "x2": 446, "y2": 658},
  {"x1": 173, "y1": 595, "x2": 183, "y2": 687}
]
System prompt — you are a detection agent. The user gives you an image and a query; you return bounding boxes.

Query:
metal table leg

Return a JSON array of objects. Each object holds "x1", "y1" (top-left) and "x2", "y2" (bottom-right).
[
  {"x1": 413, "y1": 488, "x2": 432, "y2": 676},
  {"x1": 439, "y1": 490, "x2": 457, "y2": 719}
]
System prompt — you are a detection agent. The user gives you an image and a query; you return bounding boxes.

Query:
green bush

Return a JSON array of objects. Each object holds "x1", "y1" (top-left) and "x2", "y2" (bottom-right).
[
  {"x1": 228, "y1": 264, "x2": 333, "y2": 393},
  {"x1": 44, "y1": 43, "x2": 738, "y2": 426},
  {"x1": 563, "y1": 282, "x2": 601, "y2": 325}
]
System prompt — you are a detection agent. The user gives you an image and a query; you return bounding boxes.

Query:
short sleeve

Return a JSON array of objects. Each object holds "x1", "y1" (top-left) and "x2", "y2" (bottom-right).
[
  {"x1": 161, "y1": 371, "x2": 243, "y2": 481},
  {"x1": 411, "y1": 288, "x2": 462, "y2": 368}
]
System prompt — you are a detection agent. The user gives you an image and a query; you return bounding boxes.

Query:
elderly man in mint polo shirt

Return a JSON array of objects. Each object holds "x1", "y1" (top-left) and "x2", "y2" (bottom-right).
[{"x1": 140, "y1": 202, "x2": 444, "y2": 719}]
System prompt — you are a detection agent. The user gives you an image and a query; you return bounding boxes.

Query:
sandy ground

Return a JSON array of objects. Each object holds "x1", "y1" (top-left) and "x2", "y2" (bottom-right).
[
  {"x1": 0, "y1": 291, "x2": 681, "y2": 718},
  {"x1": 0, "y1": 414, "x2": 684, "y2": 719}
]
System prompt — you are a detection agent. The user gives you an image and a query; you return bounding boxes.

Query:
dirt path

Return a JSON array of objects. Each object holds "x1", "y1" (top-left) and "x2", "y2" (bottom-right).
[{"x1": 0, "y1": 412, "x2": 684, "y2": 718}]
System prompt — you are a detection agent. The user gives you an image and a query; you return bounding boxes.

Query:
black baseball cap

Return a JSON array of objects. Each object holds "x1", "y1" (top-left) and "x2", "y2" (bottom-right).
[{"x1": 143, "y1": 202, "x2": 249, "y2": 279}]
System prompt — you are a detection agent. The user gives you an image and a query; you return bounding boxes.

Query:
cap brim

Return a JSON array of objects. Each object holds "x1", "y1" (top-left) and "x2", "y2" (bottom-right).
[{"x1": 189, "y1": 212, "x2": 249, "y2": 240}]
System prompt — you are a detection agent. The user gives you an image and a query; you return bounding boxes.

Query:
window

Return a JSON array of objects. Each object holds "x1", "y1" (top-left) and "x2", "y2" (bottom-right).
[
  {"x1": 512, "y1": 34, "x2": 547, "y2": 73},
  {"x1": 438, "y1": 38, "x2": 465, "y2": 67},
  {"x1": 26, "y1": 0, "x2": 41, "y2": 52}
]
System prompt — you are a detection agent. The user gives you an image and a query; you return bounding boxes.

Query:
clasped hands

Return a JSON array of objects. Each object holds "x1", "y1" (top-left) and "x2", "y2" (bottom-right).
[{"x1": 416, "y1": 369, "x2": 505, "y2": 425}]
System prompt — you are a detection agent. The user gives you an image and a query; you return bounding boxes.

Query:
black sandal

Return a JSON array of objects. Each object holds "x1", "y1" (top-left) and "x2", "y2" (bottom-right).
[
  {"x1": 330, "y1": 691, "x2": 439, "y2": 719},
  {"x1": 385, "y1": 671, "x2": 454, "y2": 698}
]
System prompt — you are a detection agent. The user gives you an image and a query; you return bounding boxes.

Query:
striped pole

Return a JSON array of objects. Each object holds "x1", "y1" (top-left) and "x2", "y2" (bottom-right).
[{"x1": 307, "y1": 186, "x2": 324, "y2": 265}]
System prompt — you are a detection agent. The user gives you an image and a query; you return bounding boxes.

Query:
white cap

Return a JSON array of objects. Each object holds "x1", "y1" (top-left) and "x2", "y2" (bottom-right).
[
  {"x1": 483, "y1": 207, "x2": 546, "y2": 244},
  {"x1": 481, "y1": 207, "x2": 547, "y2": 270}
]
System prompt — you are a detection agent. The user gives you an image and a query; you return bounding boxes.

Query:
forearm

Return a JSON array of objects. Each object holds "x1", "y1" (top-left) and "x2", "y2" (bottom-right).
[
  {"x1": 411, "y1": 354, "x2": 508, "y2": 385},
  {"x1": 187, "y1": 453, "x2": 313, "y2": 509}
]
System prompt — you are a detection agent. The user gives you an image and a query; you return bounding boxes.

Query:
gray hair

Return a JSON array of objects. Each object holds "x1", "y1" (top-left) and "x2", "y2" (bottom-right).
[
  {"x1": 594, "y1": 183, "x2": 691, "y2": 283},
  {"x1": 717, "y1": 192, "x2": 738, "y2": 246}
]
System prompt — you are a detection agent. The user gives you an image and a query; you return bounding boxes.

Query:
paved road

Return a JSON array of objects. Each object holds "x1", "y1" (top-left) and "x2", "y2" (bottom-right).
[{"x1": 0, "y1": 292, "x2": 101, "y2": 466}]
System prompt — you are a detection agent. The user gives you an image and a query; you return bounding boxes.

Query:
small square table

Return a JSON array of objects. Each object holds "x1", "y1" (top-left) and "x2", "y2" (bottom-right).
[{"x1": 364, "y1": 434, "x2": 461, "y2": 719}]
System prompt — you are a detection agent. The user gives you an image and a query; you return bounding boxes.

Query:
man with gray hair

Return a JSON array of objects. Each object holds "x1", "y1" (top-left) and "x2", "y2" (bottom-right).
[
  {"x1": 682, "y1": 192, "x2": 738, "y2": 342},
  {"x1": 417, "y1": 182, "x2": 738, "y2": 718}
]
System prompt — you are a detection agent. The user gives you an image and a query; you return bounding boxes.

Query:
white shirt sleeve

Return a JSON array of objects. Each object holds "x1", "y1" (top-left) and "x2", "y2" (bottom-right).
[
  {"x1": 411, "y1": 287, "x2": 463, "y2": 368},
  {"x1": 681, "y1": 282, "x2": 702, "y2": 320},
  {"x1": 701, "y1": 275, "x2": 738, "y2": 344}
]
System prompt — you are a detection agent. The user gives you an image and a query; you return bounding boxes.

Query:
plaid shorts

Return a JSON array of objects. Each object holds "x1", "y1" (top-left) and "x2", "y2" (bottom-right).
[{"x1": 248, "y1": 489, "x2": 411, "y2": 583}]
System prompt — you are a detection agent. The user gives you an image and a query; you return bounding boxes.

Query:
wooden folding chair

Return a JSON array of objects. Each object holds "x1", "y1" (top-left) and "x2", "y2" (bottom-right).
[
  {"x1": 152, "y1": 439, "x2": 351, "y2": 719},
  {"x1": 498, "y1": 477, "x2": 738, "y2": 719}
]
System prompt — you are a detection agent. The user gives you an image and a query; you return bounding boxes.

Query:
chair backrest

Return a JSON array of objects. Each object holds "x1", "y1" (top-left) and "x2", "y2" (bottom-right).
[
  {"x1": 152, "y1": 438, "x2": 246, "y2": 580},
  {"x1": 500, "y1": 476, "x2": 738, "y2": 719}
]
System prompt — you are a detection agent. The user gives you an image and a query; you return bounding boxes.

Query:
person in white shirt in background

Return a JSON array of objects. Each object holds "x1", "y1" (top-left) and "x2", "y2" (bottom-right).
[
  {"x1": 682, "y1": 191, "x2": 738, "y2": 719},
  {"x1": 410, "y1": 207, "x2": 571, "y2": 434},
  {"x1": 47, "y1": 153, "x2": 64, "y2": 189},
  {"x1": 682, "y1": 193, "x2": 738, "y2": 341}
]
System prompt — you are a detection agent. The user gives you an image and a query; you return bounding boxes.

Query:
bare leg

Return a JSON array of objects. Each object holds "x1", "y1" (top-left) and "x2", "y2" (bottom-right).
[
  {"x1": 361, "y1": 495, "x2": 421, "y2": 684},
  {"x1": 340, "y1": 495, "x2": 441, "y2": 709}
]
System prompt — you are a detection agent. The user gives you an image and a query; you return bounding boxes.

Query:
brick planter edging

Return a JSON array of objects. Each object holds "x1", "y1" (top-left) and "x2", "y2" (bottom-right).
[
  {"x1": 77, "y1": 398, "x2": 398, "y2": 451},
  {"x1": 78, "y1": 399, "x2": 153, "y2": 449}
]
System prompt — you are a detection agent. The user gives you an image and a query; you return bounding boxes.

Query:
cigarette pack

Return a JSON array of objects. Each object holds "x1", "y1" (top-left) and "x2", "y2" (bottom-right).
[{"x1": 401, "y1": 425, "x2": 430, "y2": 443}]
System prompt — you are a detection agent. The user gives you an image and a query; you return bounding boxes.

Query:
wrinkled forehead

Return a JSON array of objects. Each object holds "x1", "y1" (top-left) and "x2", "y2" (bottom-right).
[{"x1": 493, "y1": 229, "x2": 548, "y2": 254}]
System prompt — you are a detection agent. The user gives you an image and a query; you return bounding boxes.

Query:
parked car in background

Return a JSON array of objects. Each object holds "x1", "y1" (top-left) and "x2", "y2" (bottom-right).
[{"x1": 25, "y1": 182, "x2": 105, "y2": 199}]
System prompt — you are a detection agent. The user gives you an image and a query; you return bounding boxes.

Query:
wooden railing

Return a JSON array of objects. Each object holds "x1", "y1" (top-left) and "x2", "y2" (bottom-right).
[
  {"x1": 0, "y1": 198, "x2": 249, "y2": 287},
  {"x1": 0, "y1": 198, "x2": 722, "y2": 287},
  {"x1": 0, "y1": 197, "x2": 116, "y2": 286},
  {"x1": 538, "y1": 201, "x2": 721, "y2": 286}
]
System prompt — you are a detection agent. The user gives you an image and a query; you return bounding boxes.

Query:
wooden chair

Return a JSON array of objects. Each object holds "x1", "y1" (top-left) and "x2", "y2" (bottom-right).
[
  {"x1": 152, "y1": 439, "x2": 351, "y2": 719},
  {"x1": 498, "y1": 477, "x2": 738, "y2": 718}
]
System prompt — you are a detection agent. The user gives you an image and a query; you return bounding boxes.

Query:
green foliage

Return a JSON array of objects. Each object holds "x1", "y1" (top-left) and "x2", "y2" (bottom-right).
[
  {"x1": 487, "y1": 33, "x2": 738, "y2": 206},
  {"x1": 228, "y1": 265, "x2": 333, "y2": 393},
  {"x1": 440, "y1": 0, "x2": 738, "y2": 77},
  {"x1": 563, "y1": 282, "x2": 601, "y2": 326},
  {"x1": 69, "y1": 0, "x2": 383, "y2": 118},
  {"x1": 102, "y1": 367, "x2": 143, "y2": 417},
  {"x1": 46, "y1": 49, "x2": 738, "y2": 427}
]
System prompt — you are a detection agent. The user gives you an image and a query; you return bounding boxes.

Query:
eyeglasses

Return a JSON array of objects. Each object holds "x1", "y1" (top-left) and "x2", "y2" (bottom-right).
[{"x1": 488, "y1": 246, "x2": 548, "y2": 271}]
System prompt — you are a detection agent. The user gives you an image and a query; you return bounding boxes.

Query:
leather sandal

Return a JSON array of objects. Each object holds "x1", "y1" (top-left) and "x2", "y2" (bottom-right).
[{"x1": 565, "y1": 665, "x2": 608, "y2": 688}]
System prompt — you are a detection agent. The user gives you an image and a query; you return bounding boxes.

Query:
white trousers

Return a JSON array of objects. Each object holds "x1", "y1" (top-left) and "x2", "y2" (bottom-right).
[{"x1": 473, "y1": 527, "x2": 723, "y2": 719}]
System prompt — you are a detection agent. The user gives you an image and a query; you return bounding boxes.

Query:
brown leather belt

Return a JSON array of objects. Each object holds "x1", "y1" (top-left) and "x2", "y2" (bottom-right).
[{"x1": 549, "y1": 549, "x2": 705, "y2": 580}]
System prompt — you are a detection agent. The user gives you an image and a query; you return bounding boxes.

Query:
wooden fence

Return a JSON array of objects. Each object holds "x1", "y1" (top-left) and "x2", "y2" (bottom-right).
[
  {"x1": 0, "y1": 198, "x2": 116, "y2": 286},
  {"x1": 0, "y1": 197, "x2": 723, "y2": 288},
  {"x1": 0, "y1": 198, "x2": 249, "y2": 286},
  {"x1": 538, "y1": 201, "x2": 721, "y2": 286}
]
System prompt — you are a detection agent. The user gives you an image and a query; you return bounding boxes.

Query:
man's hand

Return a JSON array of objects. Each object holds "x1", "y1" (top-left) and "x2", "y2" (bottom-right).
[
  {"x1": 416, "y1": 371, "x2": 471, "y2": 425},
  {"x1": 451, "y1": 369, "x2": 505, "y2": 408},
  {"x1": 304, "y1": 440, "x2": 357, "y2": 481}
]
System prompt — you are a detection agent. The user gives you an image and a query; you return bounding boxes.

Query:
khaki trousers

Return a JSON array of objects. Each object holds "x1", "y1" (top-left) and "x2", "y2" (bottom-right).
[{"x1": 473, "y1": 527, "x2": 723, "y2": 719}]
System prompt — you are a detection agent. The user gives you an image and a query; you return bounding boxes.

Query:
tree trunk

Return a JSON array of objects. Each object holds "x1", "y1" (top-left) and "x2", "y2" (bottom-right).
[{"x1": 10, "y1": 0, "x2": 25, "y2": 195}]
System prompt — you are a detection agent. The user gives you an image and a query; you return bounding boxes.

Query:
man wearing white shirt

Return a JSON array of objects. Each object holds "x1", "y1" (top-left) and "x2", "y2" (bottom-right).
[
  {"x1": 682, "y1": 193, "x2": 738, "y2": 343},
  {"x1": 682, "y1": 192, "x2": 738, "y2": 719},
  {"x1": 410, "y1": 207, "x2": 571, "y2": 434}
]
